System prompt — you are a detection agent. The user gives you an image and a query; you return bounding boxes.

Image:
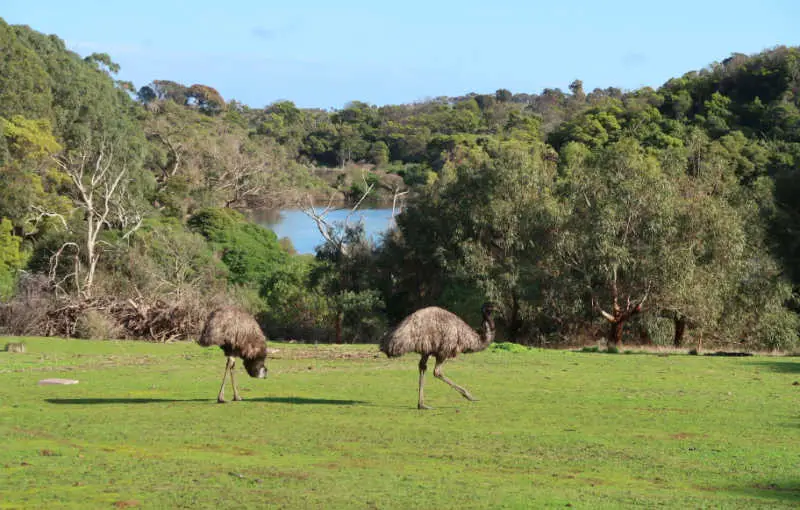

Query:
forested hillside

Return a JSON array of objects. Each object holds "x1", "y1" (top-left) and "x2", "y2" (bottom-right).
[{"x1": 1, "y1": 18, "x2": 798, "y2": 350}]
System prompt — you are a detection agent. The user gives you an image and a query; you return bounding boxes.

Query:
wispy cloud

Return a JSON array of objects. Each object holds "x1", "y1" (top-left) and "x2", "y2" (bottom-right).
[
  {"x1": 67, "y1": 40, "x2": 146, "y2": 56},
  {"x1": 621, "y1": 52, "x2": 647, "y2": 68},
  {"x1": 251, "y1": 21, "x2": 299, "y2": 41},
  {"x1": 252, "y1": 26, "x2": 277, "y2": 40}
]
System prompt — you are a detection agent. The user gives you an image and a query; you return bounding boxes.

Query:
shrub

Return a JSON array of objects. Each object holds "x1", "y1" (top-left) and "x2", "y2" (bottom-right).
[
  {"x1": 0, "y1": 218, "x2": 28, "y2": 301},
  {"x1": 188, "y1": 208, "x2": 290, "y2": 286},
  {"x1": 489, "y1": 342, "x2": 530, "y2": 353},
  {"x1": 74, "y1": 309, "x2": 121, "y2": 340}
]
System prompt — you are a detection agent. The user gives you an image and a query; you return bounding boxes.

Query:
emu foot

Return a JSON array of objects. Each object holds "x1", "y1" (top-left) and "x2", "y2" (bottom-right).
[
  {"x1": 233, "y1": 395, "x2": 243, "y2": 402},
  {"x1": 418, "y1": 403, "x2": 432, "y2": 410},
  {"x1": 217, "y1": 397, "x2": 227, "y2": 404}
]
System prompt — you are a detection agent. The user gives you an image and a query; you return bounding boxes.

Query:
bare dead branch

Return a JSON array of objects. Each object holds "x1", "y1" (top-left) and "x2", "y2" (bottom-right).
[
  {"x1": 48, "y1": 242, "x2": 81, "y2": 297},
  {"x1": 600, "y1": 309, "x2": 615, "y2": 322},
  {"x1": 389, "y1": 188, "x2": 409, "y2": 228},
  {"x1": 303, "y1": 194, "x2": 339, "y2": 247},
  {"x1": 344, "y1": 171, "x2": 375, "y2": 227},
  {"x1": 28, "y1": 206, "x2": 70, "y2": 233}
]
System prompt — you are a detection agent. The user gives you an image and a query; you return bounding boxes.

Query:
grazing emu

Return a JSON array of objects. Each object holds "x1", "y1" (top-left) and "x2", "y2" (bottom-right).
[
  {"x1": 4, "y1": 342, "x2": 25, "y2": 353},
  {"x1": 380, "y1": 303, "x2": 496, "y2": 409},
  {"x1": 198, "y1": 307, "x2": 267, "y2": 403}
]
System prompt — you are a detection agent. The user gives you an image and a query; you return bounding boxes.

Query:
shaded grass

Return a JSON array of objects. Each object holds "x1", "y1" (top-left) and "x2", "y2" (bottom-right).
[
  {"x1": 1, "y1": 336, "x2": 798, "y2": 509},
  {"x1": 46, "y1": 397, "x2": 366, "y2": 406}
]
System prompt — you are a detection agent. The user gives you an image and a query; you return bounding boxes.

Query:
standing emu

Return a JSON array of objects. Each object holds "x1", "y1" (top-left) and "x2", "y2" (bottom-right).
[
  {"x1": 198, "y1": 307, "x2": 267, "y2": 403},
  {"x1": 380, "y1": 303, "x2": 496, "y2": 409}
]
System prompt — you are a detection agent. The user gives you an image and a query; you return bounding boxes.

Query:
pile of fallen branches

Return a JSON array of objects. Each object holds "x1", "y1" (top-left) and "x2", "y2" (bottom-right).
[
  {"x1": 1, "y1": 284, "x2": 209, "y2": 342},
  {"x1": 110, "y1": 298, "x2": 206, "y2": 342}
]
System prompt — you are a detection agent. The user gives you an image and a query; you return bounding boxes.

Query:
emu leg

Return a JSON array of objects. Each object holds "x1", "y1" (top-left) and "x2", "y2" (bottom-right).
[
  {"x1": 418, "y1": 354, "x2": 431, "y2": 410},
  {"x1": 229, "y1": 358, "x2": 242, "y2": 401},
  {"x1": 433, "y1": 357, "x2": 477, "y2": 402},
  {"x1": 217, "y1": 357, "x2": 234, "y2": 403}
]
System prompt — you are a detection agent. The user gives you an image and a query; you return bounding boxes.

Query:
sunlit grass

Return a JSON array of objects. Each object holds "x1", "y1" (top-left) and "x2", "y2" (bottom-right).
[{"x1": 1, "y1": 336, "x2": 798, "y2": 508}]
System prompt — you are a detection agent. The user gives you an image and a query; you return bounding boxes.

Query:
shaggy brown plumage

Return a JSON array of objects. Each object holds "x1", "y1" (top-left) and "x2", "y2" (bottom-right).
[
  {"x1": 198, "y1": 306, "x2": 268, "y2": 403},
  {"x1": 380, "y1": 303, "x2": 495, "y2": 409},
  {"x1": 4, "y1": 342, "x2": 25, "y2": 353}
]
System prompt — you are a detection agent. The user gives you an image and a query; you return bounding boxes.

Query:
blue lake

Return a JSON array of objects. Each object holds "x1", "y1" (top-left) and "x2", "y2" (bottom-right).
[{"x1": 252, "y1": 208, "x2": 396, "y2": 255}]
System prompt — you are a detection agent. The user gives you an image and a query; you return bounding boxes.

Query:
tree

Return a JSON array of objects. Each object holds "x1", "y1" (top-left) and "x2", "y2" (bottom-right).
[
  {"x1": 52, "y1": 140, "x2": 144, "y2": 297},
  {"x1": 0, "y1": 115, "x2": 68, "y2": 233},
  {"x1": 186, "y1": 84, "x2": 225, "y2": 114},
  {"x1": 0, "y1": 19, "x2": 52, "y2": 121},
  {"x1": 205, "y1": 130, "x2": 278, "y2": 208},
  {"x1": 382, "y1": 140, "x2": 559, "y2": 340},
  {"x1": 556, "y1": 138, "x2": 679, "y2": 348},
  {"x1": 83, "y1": 53, "x2": 120, "y2": 75},
  {"x1": 569, "y1": 79, "x2": 586, "y2": 103},
  {"x1": 303, "y1": 182, "x2": 385, "y2": 343},
  {"x1": 495, "y1": 88, "x2": 513, "y2": 103},
  {"x1": 0, "y1": 218, "x2": 27, "y2": 300},
  {"x1": 368, "y1": 141, "x2": 390, "y2": 165},
  {"x1": 150, "y1": 80, "x2": 189, "y2": 104}
]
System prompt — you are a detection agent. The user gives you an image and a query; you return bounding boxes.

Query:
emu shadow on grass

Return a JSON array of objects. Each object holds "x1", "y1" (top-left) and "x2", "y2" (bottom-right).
[
  {"x1": 747, "y1": 360, "x2": 800, "y2": 374},
  {"x1": 729, "y1": 479, "x2": 800, "y2": 505},
  {"x1": 46, "y1": 397, "x2": 366, "y2": 405}
]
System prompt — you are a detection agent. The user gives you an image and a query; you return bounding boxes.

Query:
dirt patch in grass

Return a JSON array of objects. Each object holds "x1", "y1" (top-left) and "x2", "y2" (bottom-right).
[
  {"x1": 266, "y1": 470, "x2": 311, "y2": 481},
  {"x1": 669, "y1": 432, "x2": 708, "y2": 440},
  {"x1": 271, "y1": 345, "x2": 379, "y2": 360},
  {"x1": 113, "y1": 500, "x2": 140, "y2": 508}
]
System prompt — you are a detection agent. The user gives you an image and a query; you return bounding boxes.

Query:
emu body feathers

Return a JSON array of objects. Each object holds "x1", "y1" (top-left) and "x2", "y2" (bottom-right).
[{"x1": 198, "y1": 306, "x2": 267, "y2": 403}]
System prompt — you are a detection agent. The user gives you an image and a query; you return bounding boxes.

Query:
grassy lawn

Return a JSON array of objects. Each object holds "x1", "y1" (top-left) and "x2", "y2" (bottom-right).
[{"x1": 0, "y1": 337, "x2": 798, "y2": 509}]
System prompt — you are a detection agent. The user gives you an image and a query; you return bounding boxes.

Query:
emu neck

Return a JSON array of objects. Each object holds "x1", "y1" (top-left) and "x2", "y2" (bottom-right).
[{"x1": 476, "y1": 316, "x2": 495, "y2": 351}]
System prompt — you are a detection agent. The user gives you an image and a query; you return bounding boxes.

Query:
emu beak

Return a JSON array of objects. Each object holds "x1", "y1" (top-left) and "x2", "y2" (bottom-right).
[{"x1": 258, "y1": 367, "x2": 267, "y2": 379}]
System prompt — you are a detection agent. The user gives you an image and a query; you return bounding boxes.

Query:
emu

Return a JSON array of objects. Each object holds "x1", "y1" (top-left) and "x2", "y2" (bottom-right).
[
  {"x1": 380, "y1": 303, "x2": 496, "y2": 409},
  {"x1": 198, "y1": 307, "x2": 267, "y2": 403},
  {"x1": 4, "y1": 342, "x2": 25, "y2": 353}
]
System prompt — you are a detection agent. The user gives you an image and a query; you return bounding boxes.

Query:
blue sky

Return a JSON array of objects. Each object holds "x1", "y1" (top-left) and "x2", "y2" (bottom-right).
[{"x1": 4, "y1": 0, "x2": 799, "y2": 109}]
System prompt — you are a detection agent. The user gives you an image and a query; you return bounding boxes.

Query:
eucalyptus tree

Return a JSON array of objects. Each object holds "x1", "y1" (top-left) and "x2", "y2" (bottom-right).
[
  {"x1": 555, "y1": 138, "x2": 681, "y2": 348},
  {"x1": 382, "y1": 139, "x2": 560, "y2": 340}
]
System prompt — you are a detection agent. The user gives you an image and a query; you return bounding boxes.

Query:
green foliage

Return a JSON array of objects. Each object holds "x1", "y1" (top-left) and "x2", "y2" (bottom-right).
[
  {"x1": 1, "y1": 16, "x2": 799, "y2": 348},
  {"x1": 1, "y1": 115, "x2": 61, "y2": 160},
  {"x1": 0, "y1": 19, "x2": 52, "y2": 121},
  {"x1": 187, "y1": 208, "x2": 290, "y2": 286},
  {"x1": 83, "y1": 52, "x2": 120, "y2": 74},
  {"x1": 117, "y1": 217, "x2": 226, "y2": 296},
  {"x1": 0, "y1": 218, "x2": 28, "y2": 300},
  {"x1": 488, "y1": 342, "x2": 529, "y2": 353},
  {"x1": 312, "y1": 223, "x2": 386, "y2": 342},
  {"x1": 259, "y1": 255, "x2": 329, "y2": 334},
  {"x1": 186, "y1": 84, "x2": 225, "y2": 114},
  {"x1": 367, "y1": 140, "x2": 390, "y2": 165}
]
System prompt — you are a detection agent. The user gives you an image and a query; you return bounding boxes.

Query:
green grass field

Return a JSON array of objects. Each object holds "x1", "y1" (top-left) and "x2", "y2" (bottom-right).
[{"x1": 0, "y1": 337, "x2": 798, "y2": 509}]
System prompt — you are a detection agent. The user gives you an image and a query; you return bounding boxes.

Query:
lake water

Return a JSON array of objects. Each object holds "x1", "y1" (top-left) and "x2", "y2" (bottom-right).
[{"x1": 252, "y1": 208, "x2": 396, "y2": 254}]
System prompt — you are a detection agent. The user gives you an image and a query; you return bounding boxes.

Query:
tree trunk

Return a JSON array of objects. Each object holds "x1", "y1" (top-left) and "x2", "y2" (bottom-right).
[
  {"x1": 507, "y1": 292, "x2": 522, "y2": 341},
  {"x1": 673, "y1": 317, "x2": 686, "y2": 348},
  {"x1": 334, "y1": 311, "x2": 343, "y2": 344},
  {"x1": 84, "y1": 213, "x2": 96, "y2": 298},
  {"x1": 607, "y1": 319, "x2": 624, "y2": 349}
]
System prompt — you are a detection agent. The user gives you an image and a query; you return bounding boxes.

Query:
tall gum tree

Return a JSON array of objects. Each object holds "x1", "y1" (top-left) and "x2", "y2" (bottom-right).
[{"x1": 556, "y1": 138, "x2": 679, "y2": 348}]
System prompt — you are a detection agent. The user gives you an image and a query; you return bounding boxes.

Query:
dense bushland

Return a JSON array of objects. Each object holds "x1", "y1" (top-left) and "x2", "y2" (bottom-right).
[{"x1": 0, "y1": 17, "x2": 798, "y2": 349}]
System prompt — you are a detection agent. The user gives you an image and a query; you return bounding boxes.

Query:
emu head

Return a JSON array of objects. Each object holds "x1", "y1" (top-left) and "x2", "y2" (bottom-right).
[
  {"x1": 481, "y1": 302, "x2": 497, "y2": 317},
  {"x1": 480, "y1": 302, "x2": 497, "y2": 331},
  {"x1": 243, "y1": 355, "x2": 267, "y2": 379}
]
